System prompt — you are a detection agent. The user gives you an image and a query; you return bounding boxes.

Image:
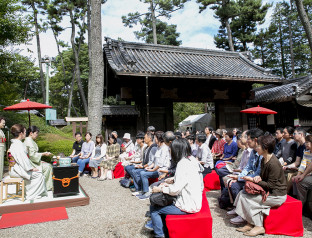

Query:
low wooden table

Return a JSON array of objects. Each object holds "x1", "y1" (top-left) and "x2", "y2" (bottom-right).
[{"x1": 53, "y1": 165, "x2": 79, "y2": 198}]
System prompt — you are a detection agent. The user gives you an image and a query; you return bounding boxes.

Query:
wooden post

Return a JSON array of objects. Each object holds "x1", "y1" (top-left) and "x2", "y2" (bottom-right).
[
  {"x1": 73, "y1": 122, "x2": 76, "y2": 138},
  {"x1": 80, "y1": 121, "x2": 83, "y2": 134},
  {"x1": 146, "y1": 76, "x2": 150, "y2": 128}
]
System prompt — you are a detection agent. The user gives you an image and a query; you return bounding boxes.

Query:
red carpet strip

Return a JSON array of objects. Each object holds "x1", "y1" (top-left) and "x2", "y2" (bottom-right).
[{"x1": 0, "y1": 206, "x2": 68, "y2": 229}]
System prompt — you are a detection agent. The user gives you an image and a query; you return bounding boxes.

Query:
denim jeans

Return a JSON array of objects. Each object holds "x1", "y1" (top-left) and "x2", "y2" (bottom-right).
[
  {"x1": 125, "y1": 164, "x2": 136, "y2": 178},
  {"x1": 150, "y1": 204, "x2": 187, "y2": 237},
  {"x1": 132, "y1": 168, "x2": 144, "y2": 191},
  {"x1": 77, "y1": 157, "x2": 90, "y2": 173},
  {"x1": 140, "y1": 170, "x2": 159, "y2": 193},
  {"x1": 72, "y1": 155, "x2": 80, "y2": 163},
  {"x1": 229, "y1": 180, "x2": 245, "y2": 201}
]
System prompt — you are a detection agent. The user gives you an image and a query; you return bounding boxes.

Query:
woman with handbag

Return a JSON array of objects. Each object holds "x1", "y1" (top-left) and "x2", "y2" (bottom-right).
[
  {"x1": 145, "y1": 138, "x2": 203, "y2": 238},
  {"x1": 230, "y1": 134, "x2": 287, "y2": 236}
]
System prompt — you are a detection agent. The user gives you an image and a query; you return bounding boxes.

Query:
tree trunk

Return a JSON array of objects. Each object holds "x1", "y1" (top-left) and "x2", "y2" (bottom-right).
[
  {"x1": 88, "y1": 0, "x2": 105, "y2": 138},
  {"x1": 87, "y1": 0, "x2": 92, "y2": 104},
  {"x1": 225, "y1": 18, "x2": 234, "y2": 51},
  {"x1": 52, "y1": 28, "x2": 74, "y2": 122},
  {"x1": 69, "y1": 10, "x2": 88, "y2": 115},
  {"x1": 150, "y1": 1, "x2": 157, "y2": 44},
  {"x1": 31, "y1": 2, "x2": 46, "y2": 103},
  {"x1": 294, "y1": 0, "x2": 312, "y2": 55},
  {"x1": 67, "y1": 69, "x2": 75, "y2": 119}
]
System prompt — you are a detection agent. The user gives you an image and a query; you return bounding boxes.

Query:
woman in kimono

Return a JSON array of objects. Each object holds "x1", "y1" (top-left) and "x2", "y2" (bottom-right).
[
  {"x1": 24, "y1": 126, "x2": 53, "y2": 191},
  {"x1": 9, "y1": 124, "x2": 47, "y2": 200},
  {"x1": 0, "y1": 117, "x2": 6, "y2": 181}
]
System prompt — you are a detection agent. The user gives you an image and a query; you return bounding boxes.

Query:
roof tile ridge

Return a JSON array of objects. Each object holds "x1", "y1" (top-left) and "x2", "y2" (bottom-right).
[
  {"x1": 106, "y1": 37, "x2": 244, "y2": 57},
  {"x1": 238, "y1": 53, "x2": 279, "y2": 78}
]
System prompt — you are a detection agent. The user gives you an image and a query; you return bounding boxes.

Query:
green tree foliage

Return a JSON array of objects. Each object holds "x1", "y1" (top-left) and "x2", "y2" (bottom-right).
[
  {"x1": 122, "y1": 0, "x2": 187, "y2": 45},
  {"x1": 197, "y1": 0, "x2": 239, "y2": 51},
  {"x1": 173, "y1": 102, "x2": 206, "y2": 129},
  {"x1": 0, "y1": 0, "x2": 31, "y2": 46},
  {"x1": 0, "y1": 52, "x2": 41, "y2": 106},
  {"x1": 211, "y1": 0, "x2": 270, "y2": 51},
  {"x1": 50, "y1": 44, "x2": 89, "y2": 117},
  {"x1": 253, "y1": 1, "x2": 312, "y2": 78},
  {"x1": 135, "y1": 19, "x2": 182, "y2": 45}
]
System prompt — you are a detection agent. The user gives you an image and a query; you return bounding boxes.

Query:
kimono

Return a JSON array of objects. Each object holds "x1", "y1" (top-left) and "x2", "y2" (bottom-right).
[
  {"x1": 9, "y1": 139, "x2": 47, "y2": 200},
  {"x1": 0, "y1": 128, "x2": 5, "y2": 180},
  {"x1": 24, "y1": 137, "x2": 53, "y2": 191}
]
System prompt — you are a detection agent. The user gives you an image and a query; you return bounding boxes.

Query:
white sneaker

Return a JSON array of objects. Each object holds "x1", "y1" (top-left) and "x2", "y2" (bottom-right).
[
  {"x1": 230, "y1": 215, "x2": 246, "y2": 225},
  {"x1": 132, "y1": 191, "x2": 142, "y2": 196},
  {"x1": 226, "y1": 208, "x2": 237, "y2": 216}
]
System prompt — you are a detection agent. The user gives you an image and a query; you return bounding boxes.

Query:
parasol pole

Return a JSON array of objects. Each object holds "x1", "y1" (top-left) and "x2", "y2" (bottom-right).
[{"x1": 28, "y1": 110, "x2": 31, "y2": 127}]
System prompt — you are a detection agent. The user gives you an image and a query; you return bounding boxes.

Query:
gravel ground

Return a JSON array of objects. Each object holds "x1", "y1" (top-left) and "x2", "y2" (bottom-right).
[{"x1": 1, "y1": 177, "x2": 312, "y2": 238}]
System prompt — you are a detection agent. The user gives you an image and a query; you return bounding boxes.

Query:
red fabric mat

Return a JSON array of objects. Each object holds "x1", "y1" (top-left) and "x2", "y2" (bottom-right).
[
  {"x1": 166, "y1": 192, "x2": 212, "y2": 238},
  {"x1": 264, "y1": 195, "x2": 304, "y2": 237},
  {"x1": 0, "y1": 207, "x2": 68, "y2": 229},
  {"x1": 203, "y1": 170, "x2": 221, "y2": 191}
]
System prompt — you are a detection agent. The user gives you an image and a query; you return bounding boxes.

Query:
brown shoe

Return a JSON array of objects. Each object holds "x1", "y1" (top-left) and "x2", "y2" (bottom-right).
[
  {"x1": 236, "y1": 224, "x2": 254, "y2": 232},
  {"x1": 243, "y1": 226, "x2": 265, "y2": 237}
]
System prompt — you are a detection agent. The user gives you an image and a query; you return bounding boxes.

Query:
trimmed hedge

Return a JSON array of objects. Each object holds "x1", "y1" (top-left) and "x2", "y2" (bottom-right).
[{"x1": 37, "y1": 134, "x2": 73, "y2": 162}]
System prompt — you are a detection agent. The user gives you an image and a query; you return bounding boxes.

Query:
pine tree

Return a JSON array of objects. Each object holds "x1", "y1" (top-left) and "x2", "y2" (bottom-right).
[
  {"x1": 210, "y1": 0, "x2": 270, "y2": 51},
  {"x1": 122, "y1": 0, "x2": 187, "y2": 45}
]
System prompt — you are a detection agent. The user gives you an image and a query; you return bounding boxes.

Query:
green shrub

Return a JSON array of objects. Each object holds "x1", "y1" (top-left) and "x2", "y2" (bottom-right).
[{"x1": 37, "y1": 139, "x2": 73, "y2": 163}]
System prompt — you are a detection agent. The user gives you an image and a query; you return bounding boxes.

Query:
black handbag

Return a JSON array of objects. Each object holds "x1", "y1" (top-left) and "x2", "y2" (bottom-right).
[
  {"x1": 150, "y1": 192, "x2": 177, "y2": 207},
  {"x1": 119, "y1": 178, "x2": 131, "y2": 188}
]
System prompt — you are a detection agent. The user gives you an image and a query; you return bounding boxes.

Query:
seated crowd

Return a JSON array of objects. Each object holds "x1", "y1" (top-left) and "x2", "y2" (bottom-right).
[{"x1": 5, "y1": 121, "x2": 312, "y2": 237}]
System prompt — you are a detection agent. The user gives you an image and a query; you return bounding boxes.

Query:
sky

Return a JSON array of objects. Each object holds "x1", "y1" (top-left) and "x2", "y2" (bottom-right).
[{"x1": 14, "y1": 0, "x2": 277, "y2": 64}]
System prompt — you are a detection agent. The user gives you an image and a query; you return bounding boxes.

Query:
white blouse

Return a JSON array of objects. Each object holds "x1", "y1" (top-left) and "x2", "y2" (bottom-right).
[
  {"x1": 91, "y1": 143, "x2": 107, "y2": 159},
  {"x1": 162, "y1": 156, "x2": 204, "y2": 213}
]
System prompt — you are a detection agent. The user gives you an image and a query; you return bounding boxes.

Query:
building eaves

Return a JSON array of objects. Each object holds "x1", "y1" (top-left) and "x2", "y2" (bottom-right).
[
  {"x1": 102, "y1": 105, "x2": 139, "y2": 116},
  {"x1": 104, "y1": 38, "x2": 282, "y2": 83}
]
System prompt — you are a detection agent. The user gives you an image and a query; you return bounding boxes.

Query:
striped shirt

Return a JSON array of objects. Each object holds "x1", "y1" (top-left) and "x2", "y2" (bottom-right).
[{"x1": 298, "y1": 150, "x2": 312, "y2": 174}]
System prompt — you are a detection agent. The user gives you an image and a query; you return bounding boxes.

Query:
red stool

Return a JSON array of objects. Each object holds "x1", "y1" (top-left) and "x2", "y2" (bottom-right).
[
  {"x1": 113, "y1": 162, "x2": 125, "y2": 179},
  {"x1": 84, "y1": 163, "x2": 91, "y2": 172},
  {"x1": 203, "y1": 170, "x2": 221, "y2": 191},
  {"x1": 264, "y1": 195, "x2": 304, "y2": 237},
  {"x1": 166, "y1": 192, "x2": 212, "y2": 238},
  {"x1": 148, "y1": 177, "x2": 158, "y2": 185}
]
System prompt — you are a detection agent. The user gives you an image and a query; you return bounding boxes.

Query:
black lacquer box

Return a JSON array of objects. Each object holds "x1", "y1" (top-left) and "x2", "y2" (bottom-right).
[{"x1": 52, "y1": 165, "x2": 79, "y2": 197}]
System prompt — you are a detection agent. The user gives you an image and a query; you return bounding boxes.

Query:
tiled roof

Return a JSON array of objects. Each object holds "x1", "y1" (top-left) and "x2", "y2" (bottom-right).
[
  {"x1": 248, "y1": 75, "x2": 312, "y2": 104},
  {"x1": 104, "y1": 38, "x2": 281, "y2": 83},
  {"x1": 102, "y1": 105, "x2": 139, "y2": 116}
]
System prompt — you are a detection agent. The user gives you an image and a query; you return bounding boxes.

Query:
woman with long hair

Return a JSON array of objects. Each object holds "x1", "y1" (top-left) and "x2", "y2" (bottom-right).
[
  {"x1": 24, "y1": 126, "x2": 53, "y2": 190},
  {"x1": 9, "y1": 124, "x2": 47, "y2": 200},
  {"x1": 145, "y1": 138, "x2": 203, "y2": 237},
  {"x1": 89, "y1": 134, "x2": 106, "y2": 178}
]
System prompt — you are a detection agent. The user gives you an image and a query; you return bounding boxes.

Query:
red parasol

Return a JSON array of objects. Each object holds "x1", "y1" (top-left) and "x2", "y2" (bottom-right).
[
  {"x1": 4, "y1": 99, "x2": 52, "y2": 126},
  {"x1": 240, "y1": 105, "x2": 277, "y2": 115}
]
